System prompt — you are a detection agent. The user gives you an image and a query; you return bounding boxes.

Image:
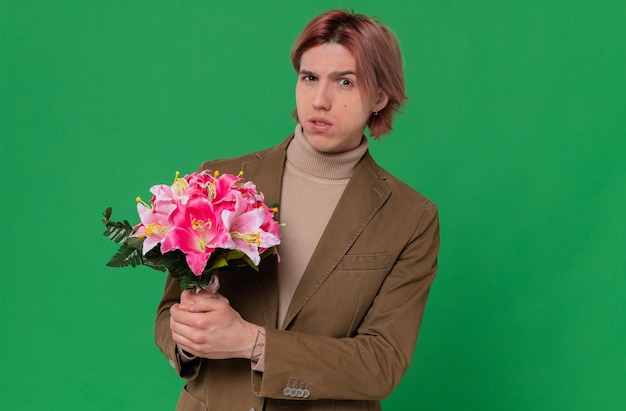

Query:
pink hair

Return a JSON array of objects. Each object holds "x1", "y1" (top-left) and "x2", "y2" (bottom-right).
[{"x1": 291, "y1": 10, "x2": 407, "y2": 138}]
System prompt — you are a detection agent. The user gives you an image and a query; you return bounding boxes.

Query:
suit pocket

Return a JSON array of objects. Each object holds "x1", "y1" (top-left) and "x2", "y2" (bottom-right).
[
  {"x1": 294, "y1": 254, "x2": 394, "y2": 337},
  {"x1": 336, "y1": 253, "x2": 393, "y2": 272},
  {"x1": 176, "y1": 385, "x2": 207, "y2": 411}
]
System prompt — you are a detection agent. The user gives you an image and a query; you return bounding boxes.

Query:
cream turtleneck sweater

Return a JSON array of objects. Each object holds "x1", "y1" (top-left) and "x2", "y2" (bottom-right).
[{"x1": 277, "y1": 125, "x2": 368, "y2": 327}]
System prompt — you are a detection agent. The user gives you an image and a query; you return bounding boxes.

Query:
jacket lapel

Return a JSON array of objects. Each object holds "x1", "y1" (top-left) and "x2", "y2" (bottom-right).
[
  {"x1": 281, "y1": 152, "x2": 390, "y2": 329},
  {"x1": 238, "y1": 139, "x2": 289, "y2": 329},
  {"x1": 240, "y1": 139, "x2": 289, "y2": 210}
]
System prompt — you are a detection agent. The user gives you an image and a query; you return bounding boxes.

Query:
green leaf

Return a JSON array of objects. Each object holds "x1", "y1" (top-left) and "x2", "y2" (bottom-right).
[
  {"x1": 127, "y1": 236, "x2": 144, "y2": 248},
  {"x1": 207, "y1": 250, "x2": 245, "y2": 271},
  {"x1": 102, "y1": 208, "x2": 135, "y2": 244},
  {"x1": 106, "y1": 243, "x2": 144, "y2": 268},
  {"x1": 139, "y1": 249, "x2": 173, "y2": 272}
]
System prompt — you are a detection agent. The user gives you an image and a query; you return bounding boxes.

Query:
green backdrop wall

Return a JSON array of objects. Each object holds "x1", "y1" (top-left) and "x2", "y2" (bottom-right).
[{"x1": 1, "y1": 1, "x2": 624, "y2": 410}]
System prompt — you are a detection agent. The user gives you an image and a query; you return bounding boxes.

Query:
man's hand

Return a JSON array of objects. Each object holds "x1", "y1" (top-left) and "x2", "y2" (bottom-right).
[{"x1": 169, "y1": 289, "x2": 265, "y2": 360}]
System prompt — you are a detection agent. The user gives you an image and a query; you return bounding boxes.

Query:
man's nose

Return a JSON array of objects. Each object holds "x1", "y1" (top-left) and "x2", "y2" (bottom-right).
[{"x1": 312, "y1": 82, "x2": 331, "y2": 111}]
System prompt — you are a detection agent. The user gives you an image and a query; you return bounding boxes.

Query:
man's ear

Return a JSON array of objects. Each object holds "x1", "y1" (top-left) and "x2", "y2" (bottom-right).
[{"x1": 373, "y1": 90, "x2": 389, "y2": 113}]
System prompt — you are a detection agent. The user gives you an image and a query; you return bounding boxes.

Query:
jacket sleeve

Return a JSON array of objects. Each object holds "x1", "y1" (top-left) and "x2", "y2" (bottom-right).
[
  {"x1": 251, "y1": 203, "x2": 440, "y2": 400},
  {"x1": 154, "y1": 274, "x2": 202, "y2": 380}
]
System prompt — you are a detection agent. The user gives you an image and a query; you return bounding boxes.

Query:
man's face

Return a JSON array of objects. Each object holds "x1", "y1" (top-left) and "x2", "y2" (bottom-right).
[{"x1": 295, "y1": 43, "x2": 387, "y2": 153}]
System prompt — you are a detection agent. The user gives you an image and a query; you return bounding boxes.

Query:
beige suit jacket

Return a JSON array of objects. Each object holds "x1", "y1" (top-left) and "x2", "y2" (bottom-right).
[{"x1": 155, "y1": 136, "x2": 440, "y2": 410}]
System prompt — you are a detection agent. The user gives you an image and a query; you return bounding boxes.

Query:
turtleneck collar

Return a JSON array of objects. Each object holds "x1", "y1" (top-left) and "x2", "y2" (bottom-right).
[{"x1": 286, "y1": 124, "x2": 368, "y2": 180}]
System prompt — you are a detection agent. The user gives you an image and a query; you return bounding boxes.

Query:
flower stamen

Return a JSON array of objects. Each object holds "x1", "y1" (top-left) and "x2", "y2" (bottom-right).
[
  {"x1": 232, "y1": 231, "x2": 261, "y2": 247},
  {"x1": 136, "y1": 196, "x2": 151, "y2": 208},
  {"x1": 192, "y1": 218, "x2": 212, "y2": 233}
]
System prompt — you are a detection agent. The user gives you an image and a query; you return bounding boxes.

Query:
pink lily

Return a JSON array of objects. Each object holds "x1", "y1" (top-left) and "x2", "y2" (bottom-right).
[
  {"x1": 221, "y1": 192, "x2": 280, "y2": 265},
  {"x1": 134, "y1": 186, "x2": 177, "y2": 255},
  {"x1": 160, "y1": 196, "x2": 228, "y2": 276}
]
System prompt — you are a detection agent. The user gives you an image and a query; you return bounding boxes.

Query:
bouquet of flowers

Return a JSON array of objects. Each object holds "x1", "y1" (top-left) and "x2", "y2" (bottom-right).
[{"x1": 103, "y1": 170, "x2": 281, "y2": 290}]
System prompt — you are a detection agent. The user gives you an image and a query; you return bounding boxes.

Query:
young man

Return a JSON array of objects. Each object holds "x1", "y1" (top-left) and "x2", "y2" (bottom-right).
[{"x1": 155, "y1": 9, "x2": 440, "y2": 410}]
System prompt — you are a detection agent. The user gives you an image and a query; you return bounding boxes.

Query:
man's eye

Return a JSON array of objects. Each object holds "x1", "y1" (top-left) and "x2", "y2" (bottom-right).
[
  {"x1": 339, "y1": 79, "x2": 353, "y2": 86},
  {"x1": 302, "y1": 75, "x2": 316, "y2": 82}
]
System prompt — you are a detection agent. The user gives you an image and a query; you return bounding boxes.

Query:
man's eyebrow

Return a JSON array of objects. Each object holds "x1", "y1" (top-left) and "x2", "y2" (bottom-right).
[
  {"x1": 330, "y1": 70, "x2": 356, "y2": 78},
  {"x1": 298, "y1": 69, "x2": 357, "y2": 77},
  {"x1": 299, "y1": 69, "x2": 316, "y2": 76}
]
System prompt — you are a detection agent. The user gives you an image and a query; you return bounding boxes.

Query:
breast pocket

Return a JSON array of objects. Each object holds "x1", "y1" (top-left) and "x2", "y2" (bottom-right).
[
  {"x1": 306, "y1": 253, "x2": 394, "y2": 337},
  {"x1": 335, "y1": 253, "x2": 393, "y2": 273}
]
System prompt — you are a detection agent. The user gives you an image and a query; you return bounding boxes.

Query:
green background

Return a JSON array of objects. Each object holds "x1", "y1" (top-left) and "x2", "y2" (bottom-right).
[{"x1": 2, "y1": 1, "x2": 625, "y2": 410}]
